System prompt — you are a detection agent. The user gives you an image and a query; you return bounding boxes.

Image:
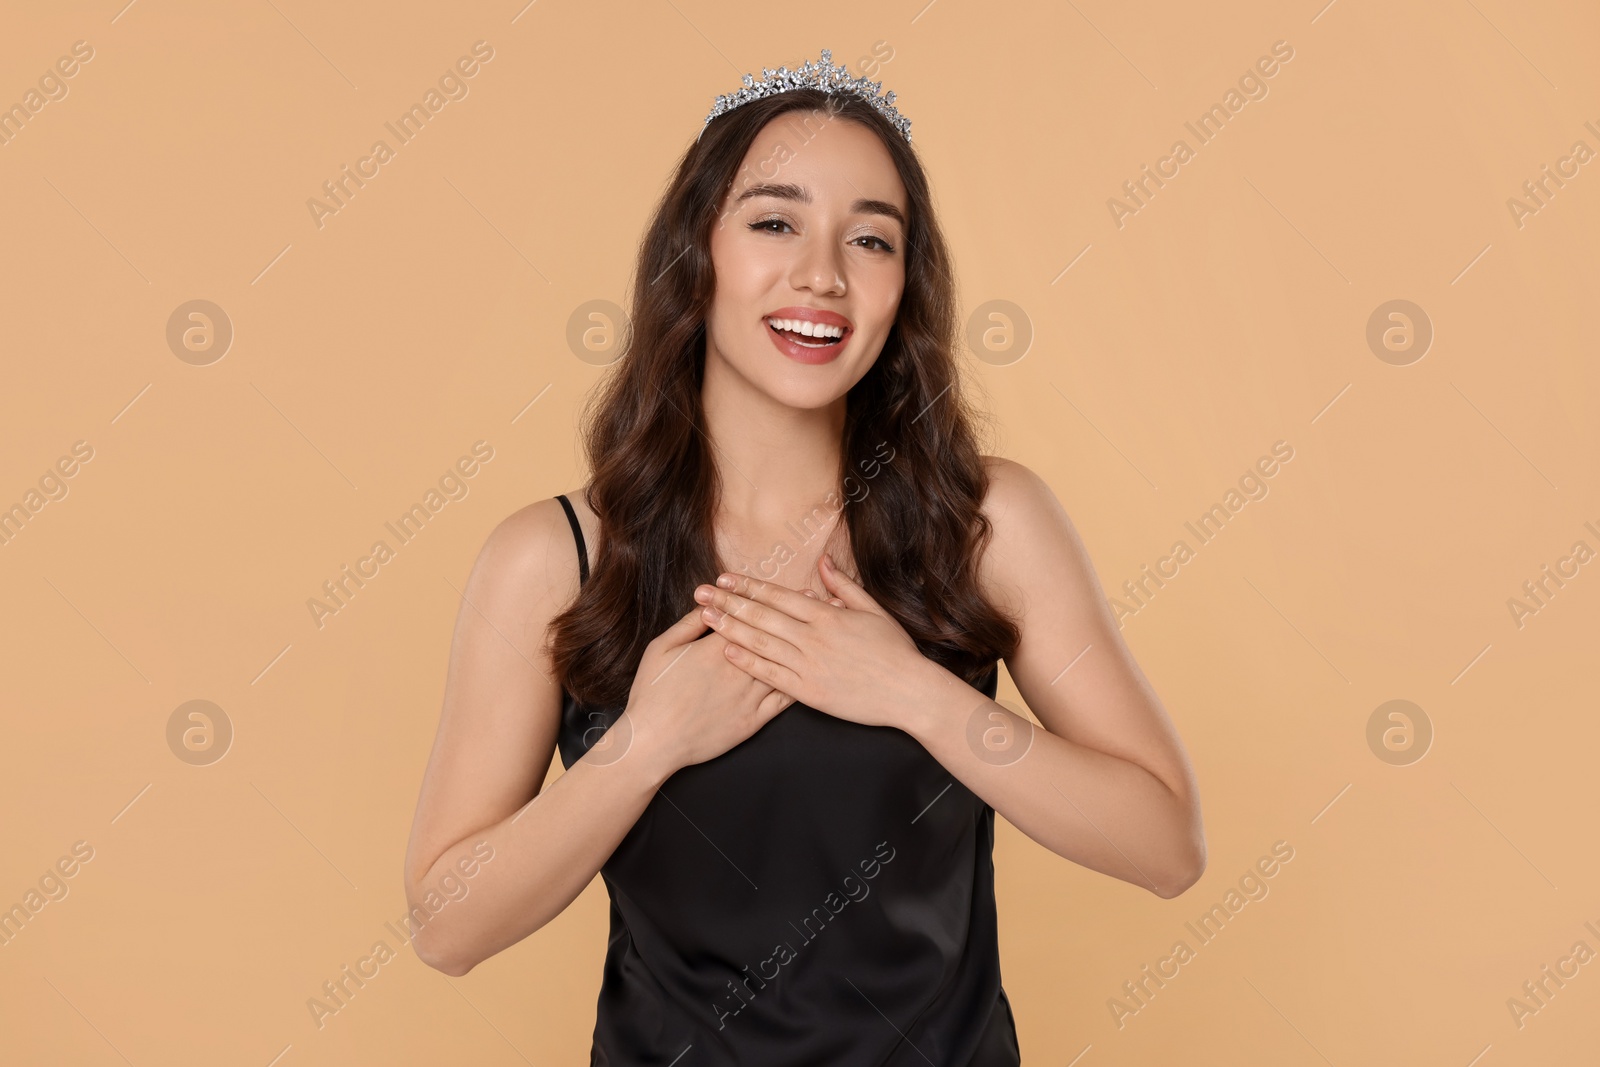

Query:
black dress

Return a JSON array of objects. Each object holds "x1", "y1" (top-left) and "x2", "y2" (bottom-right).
[{"x1": 553, "y1": 494, "x2": 1022, "y2": 1067}]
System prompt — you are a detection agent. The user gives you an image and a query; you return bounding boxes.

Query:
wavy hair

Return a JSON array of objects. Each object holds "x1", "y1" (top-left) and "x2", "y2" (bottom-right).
[{"x1": 547, "y1": 87, "x2": 1019, "y2": 707}]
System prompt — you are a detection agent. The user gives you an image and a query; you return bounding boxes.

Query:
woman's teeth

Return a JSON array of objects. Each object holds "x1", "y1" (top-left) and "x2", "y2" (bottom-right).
[{"x1": 767, "y1": 317, "x2": 845, "y2": 346}]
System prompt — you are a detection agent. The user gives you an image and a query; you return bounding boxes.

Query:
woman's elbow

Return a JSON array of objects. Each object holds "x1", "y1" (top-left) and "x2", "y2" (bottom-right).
[
  {"x1": 1145, "y1": 776, "x2": 1206, "y2": 898},
  {"x1": 412, "y1": 924, "x2": 477, "y2": 977},
  {"x1": 1151, "y1": 856, "x2": 1205, "y2": 898},
  {"x1": 1150, "y1": 832, "x2": 1207, "y2": 899},
  {"x1": 1145, "y1": 819, "x2": 1203, "y2": 902},
  {"x1": 403, "y1": 879, "x2": 478, "y2": 976}
]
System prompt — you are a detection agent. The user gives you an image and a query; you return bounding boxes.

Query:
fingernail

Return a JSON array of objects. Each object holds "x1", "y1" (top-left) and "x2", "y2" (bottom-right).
[
  {"x1": 694, "y1": 587, "x2": 712, "y2": 603},
  {"x1": 701, "y1": 606, "x2": 722, "y2": 622},
  {"x1": 716, "y1": 574, "x2": 735, "y2": 589}
]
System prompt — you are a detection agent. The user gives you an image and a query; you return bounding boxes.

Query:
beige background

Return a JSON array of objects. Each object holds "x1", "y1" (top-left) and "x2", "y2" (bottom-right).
[{"x1": 2, "y1": 0, "x2": 1597, "y2": 1063}]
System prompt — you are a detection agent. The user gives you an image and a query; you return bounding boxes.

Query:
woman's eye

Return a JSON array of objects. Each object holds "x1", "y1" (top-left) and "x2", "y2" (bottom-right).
[{"x1": 748, "y1": 218, "x2": 895, "y2": 253}]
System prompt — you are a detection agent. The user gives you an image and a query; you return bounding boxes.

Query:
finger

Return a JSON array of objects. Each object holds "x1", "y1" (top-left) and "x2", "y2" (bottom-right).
[
  {"x1": 652, "y1": 603, "x2": 712, "y2": 651},
  {"x1": 723, "y1": 639, "x2": 803, "y2": 694},
  {"x1": 702, "y1": 602, "x2": 802, "y2": 666},
  {"x1": 715, "y1": 571, "x2": 822, "y2": 624},
  {"x1": 702, "y1": 586, "x2": 805, "y2": 644},
  {"x1": 756, "y1": 687, "x2": 796, "y2": 720},
  {"x1": 819, "y1": 553, "x2": 888, "y2": 615}
]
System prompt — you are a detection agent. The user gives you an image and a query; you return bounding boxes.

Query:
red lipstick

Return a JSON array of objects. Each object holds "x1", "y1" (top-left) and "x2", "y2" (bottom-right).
[{"x1": 764, "y1": 307, "x2": 852, "y2": 365}]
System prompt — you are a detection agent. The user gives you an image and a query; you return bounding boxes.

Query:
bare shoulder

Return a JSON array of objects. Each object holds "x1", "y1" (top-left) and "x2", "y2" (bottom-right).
[
  {"x1": 465, "y1": 488, "x2": 592, "y2": 638},
  {"x1": 977, "y1": 455, "x2": 1074, "y2": 549},
  {"x1": 975, "y1": 455, "x2": 1087, "y2": 610},
  {"x1": 979, "y1": 454, "x2": 1053, "y2": 507}
]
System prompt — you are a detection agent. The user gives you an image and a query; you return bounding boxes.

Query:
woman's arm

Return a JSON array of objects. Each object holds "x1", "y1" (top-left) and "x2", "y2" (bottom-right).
[
  {"x1": 401, "y1": 498, "x2": 677, "y2": 976},
  {"x1": 905, "y1": 457, "x2": 1206, "y2": 897}
]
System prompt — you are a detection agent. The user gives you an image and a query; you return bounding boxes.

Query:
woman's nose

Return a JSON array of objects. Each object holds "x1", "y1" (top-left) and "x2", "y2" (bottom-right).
[{"x1": 791, "y1": 237, "x2": 845, "y2": 296}]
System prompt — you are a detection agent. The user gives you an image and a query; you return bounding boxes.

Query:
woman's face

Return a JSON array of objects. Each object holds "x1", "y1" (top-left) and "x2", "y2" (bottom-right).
[{"x1": 704, "y1": 111, "x2": 909, "y2": 411}]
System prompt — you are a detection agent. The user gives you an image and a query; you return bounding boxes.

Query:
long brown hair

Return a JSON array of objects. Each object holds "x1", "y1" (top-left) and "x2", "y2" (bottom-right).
[{"x1": 548, "y1": 88, "x2": 1019, "y2": 707}]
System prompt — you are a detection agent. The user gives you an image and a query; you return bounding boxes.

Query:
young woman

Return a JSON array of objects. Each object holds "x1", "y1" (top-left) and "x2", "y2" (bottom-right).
[{"x1": 403, "y1": 51, "x2": 1204, "y2": 1067}]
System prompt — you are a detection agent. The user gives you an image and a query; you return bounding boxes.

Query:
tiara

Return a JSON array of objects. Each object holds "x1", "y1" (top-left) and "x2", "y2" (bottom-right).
[{"x1": 700, "y1": 48, "x2": 912, "y2": 144}]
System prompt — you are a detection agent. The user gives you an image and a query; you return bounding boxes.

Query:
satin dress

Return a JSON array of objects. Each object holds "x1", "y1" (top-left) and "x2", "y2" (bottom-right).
[{"x1": 553, "y1": 494, "x2": 1021, "y2": 1066}]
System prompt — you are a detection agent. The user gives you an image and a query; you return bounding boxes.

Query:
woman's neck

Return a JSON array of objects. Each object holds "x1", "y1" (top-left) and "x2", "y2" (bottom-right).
[
  {"x1": 699, "y1": 353, "x2": 854, "y2": 587},
  {"x1": 700, "y1": 356, "x2": 847, "y2": 524}
]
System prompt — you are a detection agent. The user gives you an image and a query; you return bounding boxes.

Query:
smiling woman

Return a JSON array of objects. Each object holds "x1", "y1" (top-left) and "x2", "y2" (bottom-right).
[{"x1": 404, "y1": 48, "x2": 1204, "y2": 1067}]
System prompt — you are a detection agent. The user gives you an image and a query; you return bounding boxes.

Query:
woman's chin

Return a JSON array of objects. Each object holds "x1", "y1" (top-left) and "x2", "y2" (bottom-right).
[
  {"x1": 707, "y1": 346, "x2": 871, "y2": 411},
  {"x1": 763, "y1": 378, "x2": 854, "y2": 411}
]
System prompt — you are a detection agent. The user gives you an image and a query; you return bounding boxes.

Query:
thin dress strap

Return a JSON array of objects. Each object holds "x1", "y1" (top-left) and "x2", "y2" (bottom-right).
[{"x1": 554, "y1": 494, "x2": 589, "y2": 586}]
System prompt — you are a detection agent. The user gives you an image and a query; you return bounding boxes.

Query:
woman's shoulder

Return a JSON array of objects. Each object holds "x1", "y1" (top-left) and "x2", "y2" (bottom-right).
[
  {"x1": 974, "y1": 455, "x2": 1078, "y2": 596},
  {"x1": 468, "y1": 487, "x2": 593, "y2": 612},
  {"x1": 978, "y1": 454, "x2": 1059, "y2": 521}
]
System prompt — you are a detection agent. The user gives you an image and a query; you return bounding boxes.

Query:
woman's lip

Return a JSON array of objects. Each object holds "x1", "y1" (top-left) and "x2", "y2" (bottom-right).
[
  {"x1": 766, "y1": 307, "x2": 853, "y2": 330},
  {"x1": 766, "y1": 319, "x2": 849, "y2": 364}
]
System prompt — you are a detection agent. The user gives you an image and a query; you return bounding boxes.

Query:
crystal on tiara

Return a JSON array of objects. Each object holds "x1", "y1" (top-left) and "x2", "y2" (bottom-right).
[{"x1": 700, "y1": 48, "x2": 912, "y2": 144}]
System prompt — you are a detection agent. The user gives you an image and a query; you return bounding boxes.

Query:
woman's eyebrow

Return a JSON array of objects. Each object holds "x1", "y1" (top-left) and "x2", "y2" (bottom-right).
[{"x1": 735, "y1": 182, "x2": 905, "y2": 229}]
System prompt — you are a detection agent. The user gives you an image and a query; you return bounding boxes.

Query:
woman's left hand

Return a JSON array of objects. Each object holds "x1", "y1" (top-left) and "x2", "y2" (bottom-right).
[{"x1": 693, "y1": 553, "x2": 941, "y2": 731}]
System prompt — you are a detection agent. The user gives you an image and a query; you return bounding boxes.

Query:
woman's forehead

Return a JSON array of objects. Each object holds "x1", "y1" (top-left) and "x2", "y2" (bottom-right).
[{"x1": 732, "y1": 117, "x2": 907, "y2": 213}]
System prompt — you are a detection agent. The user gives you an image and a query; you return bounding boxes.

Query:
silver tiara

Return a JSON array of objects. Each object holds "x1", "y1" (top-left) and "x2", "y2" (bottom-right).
[{"x1": 700, "y1": 48, "x2": 912, "y2": 144}]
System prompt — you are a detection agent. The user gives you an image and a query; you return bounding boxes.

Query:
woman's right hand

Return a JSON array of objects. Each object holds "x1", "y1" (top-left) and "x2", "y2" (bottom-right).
[{"x1": 614, "y1": 604, "x2": 795, "y2": 776}]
